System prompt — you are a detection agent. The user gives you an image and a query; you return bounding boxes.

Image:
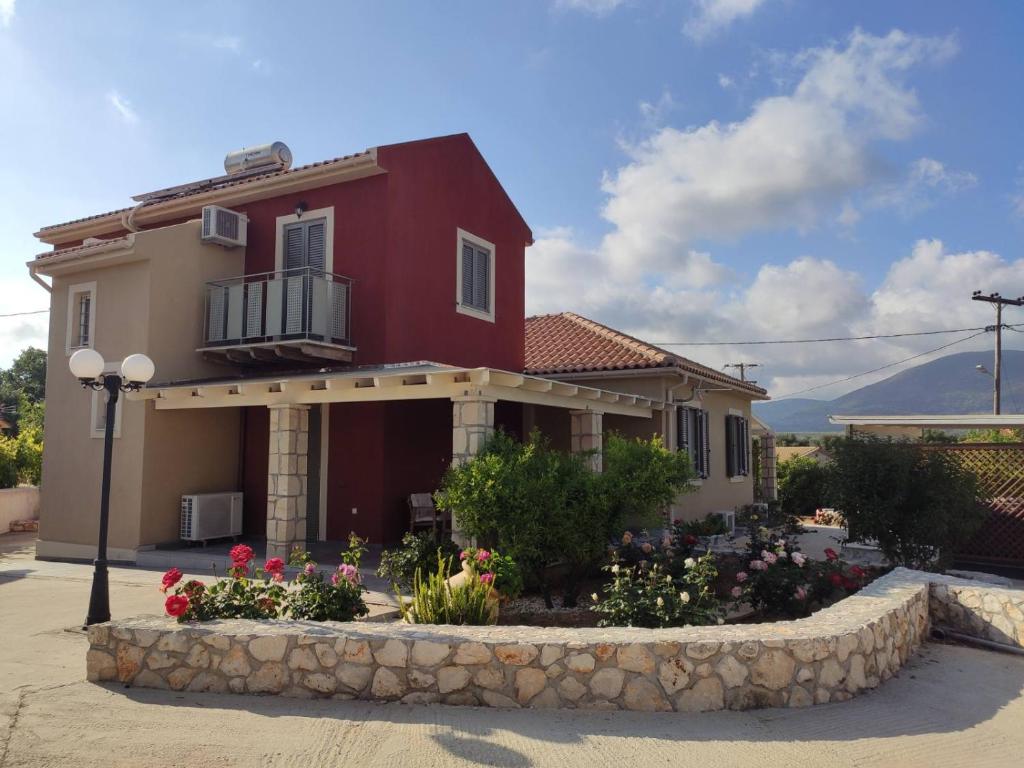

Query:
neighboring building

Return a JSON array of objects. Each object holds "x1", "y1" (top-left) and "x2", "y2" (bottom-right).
[
  {"x1": 775, "y1": 445, "x2": 830, "y2": 465},
  {"x1": 524, "y1": 313, "x2": 768, "y2": 521},
  {"x1": 829, "y1": 414, "x2": 1024, "y2": 438},
  {"x1": 29, "y1": 134, "x2": 767, "y2": 563}
]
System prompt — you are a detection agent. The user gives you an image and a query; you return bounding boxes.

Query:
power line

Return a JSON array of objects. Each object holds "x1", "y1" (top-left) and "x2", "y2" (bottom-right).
[
  {"x1": 652, "y1": 324, "x2": 1019, "y2": 346},
  {"x1": 772, "y1": 330, "x2": 989, "y2": 400},
  {"x1": 0, "y1": 309, "x2": 49, "y2": 318}
]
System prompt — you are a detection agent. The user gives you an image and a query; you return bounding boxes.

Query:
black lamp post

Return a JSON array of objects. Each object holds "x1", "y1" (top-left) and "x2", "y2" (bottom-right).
[{"x1": 69, "y1": 349, "x2": 155, "y2": 627}]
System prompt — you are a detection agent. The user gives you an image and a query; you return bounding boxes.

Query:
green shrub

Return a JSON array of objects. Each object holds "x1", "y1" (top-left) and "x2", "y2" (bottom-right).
[
  {"x1": 777, "y1": 456, "x2": 828, "y2": 520},
  {"x1": 591, "y1": 551, "x2": 721, "y2": 628},
  {"x1": 0, "y1": 437, "x2": 17, "y2": 489},
  {"x1": 826, "y1": 437, "x2": 984, "y2": 570},
  {"x1": 435, "y1": 430, "x2": 694, "y2": 609},
  {"x1": 399, "y1": 556, "x2": 495, "y2": 625},
  {"x1": 377, "y1": 531, "x2": 459, "y2": 592},
  {"x1": 459, "y1": 547, "x2": 524, "y2": 598}
]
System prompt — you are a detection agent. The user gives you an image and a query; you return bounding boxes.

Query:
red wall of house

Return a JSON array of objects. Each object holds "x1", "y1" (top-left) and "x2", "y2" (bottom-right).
[
  {"x1": 241, "y1": 406, "x2": 269, "y2": 536},
  {"x1": 325, "y1": 402, "x2": 387, "y2": 542}
]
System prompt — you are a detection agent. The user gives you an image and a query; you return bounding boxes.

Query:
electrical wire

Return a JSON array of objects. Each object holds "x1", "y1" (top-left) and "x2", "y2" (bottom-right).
[
  {"x1": 0, "y1": 309, "x2": 49, "y2": 318},
  {"x1": 653, "y1": 324, "x2": 1021, "y2": 346},
  {"x1": 772, "y1": 330, "x2": 990, "y2": 400}
]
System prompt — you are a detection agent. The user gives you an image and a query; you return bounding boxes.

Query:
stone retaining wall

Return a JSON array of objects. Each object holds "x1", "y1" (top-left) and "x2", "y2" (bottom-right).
[
  {"x1": 87, "y1": 568, "x2": 965, "y2": 711},
  {"x1": 928, "y1": 575, "x2": 1024, "y2": 649}
]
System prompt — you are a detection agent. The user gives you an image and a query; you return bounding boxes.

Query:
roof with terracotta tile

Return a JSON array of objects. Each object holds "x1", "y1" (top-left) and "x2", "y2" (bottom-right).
[{"x1": 525, "y1": 312, "x2": 767, "y2": 397}]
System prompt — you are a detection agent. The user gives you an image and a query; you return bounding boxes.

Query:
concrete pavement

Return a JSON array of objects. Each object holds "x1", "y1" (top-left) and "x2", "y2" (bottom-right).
[{"x1": 2, "y1": 532, "x2": 1023, "y2": 768}]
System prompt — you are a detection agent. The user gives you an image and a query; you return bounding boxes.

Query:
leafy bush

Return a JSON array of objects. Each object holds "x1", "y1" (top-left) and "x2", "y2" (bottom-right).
[
  {"x1": 435, "y1": 430, "x2": 694, "y2": 609},
  {"x1": 813, "y1": 508, "x2": 846, "y2": 527},
  {"x1": 827, "y1": 437, "x2": 985, "y2": 569},
  {"x1": 0, "y1": 417, "x2": 42, "y2": 489},
  {"x1": 591, "y1": 551, "x2": 721, "y2": 628},
  {"x1": 399, "y1": 556, "x2": 496, "y2": 625},
  {"x1": 160, "y1": 537, "x2": 369, "y2": 623},
  {"x1": 377, "y1": 531, "x2": 459, "y2": 592},
  {"x1": 777, "y1": 456, "x2": 828, "y2": 520},
  {"x1": 0, "y1": 438, "x2": 17, "y2": 489},
  {"x1": 459, "y1": 547, "x2": 523, "y2": 598},
  {"x1": 729, "y1": 530, "x2": 868, "y2": 619},
  {"x1": 675, "y1": 513, "x2": 730, "y2": 538}
]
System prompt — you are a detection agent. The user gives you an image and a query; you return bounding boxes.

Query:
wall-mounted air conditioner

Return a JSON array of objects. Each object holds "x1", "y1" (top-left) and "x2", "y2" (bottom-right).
[
  {"x1": 180, "y1": 492, "x2": 243, "y2": 543},
  {"x1": 201, "y1": 205, "x2": 248, "y2": 248},
  {"x1": 712, "y1": 509, "x2": 736, "y2": 535}
]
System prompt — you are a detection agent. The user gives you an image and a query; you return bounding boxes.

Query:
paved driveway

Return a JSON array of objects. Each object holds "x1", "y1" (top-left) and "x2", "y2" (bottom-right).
[{"x1": 2, "y1": 533, "x2": 1023, "y2": 768}]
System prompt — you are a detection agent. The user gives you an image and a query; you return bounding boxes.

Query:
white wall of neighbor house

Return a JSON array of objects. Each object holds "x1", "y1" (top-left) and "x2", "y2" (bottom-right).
[{"x1": 36, "y1": 220, "x2": 247, "y2": 560}]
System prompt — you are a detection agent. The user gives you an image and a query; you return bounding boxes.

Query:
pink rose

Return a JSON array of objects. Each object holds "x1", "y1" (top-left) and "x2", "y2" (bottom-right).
[
  {"x1": 475, "y1": 550, "x2": 491, "y2": 563},
  {"x1": 303, "y1": 563, "x2": 316, "y2": 575},
  {"x1": 761, "y1": 550, "x2": 778, "y2": 565},
  {"x1": 794, "y1": 586, "x2": 807, "y2": 601},
  {"x1": 337, "y1": 563, "x2": 359, "y2": 586},
  {"x1": 735, "y1": 571, "x2": 748, "y2": 583},
  {"x1": 641, "y1": 542, "x2": 653, "y2": 554},
  {"x1": 749, "y1": 559, "x2": 767, "y2": 571},
  {"x1": 730, "y1": 586, "x2": 743, "y2": 598},
  {"x1": 460, "y1": 550, "x2": 468, "y2": 561},
  {"x1": 480, "y1": 572, "x2": 494, "y2": 585},
  {"x1": 792, "y1": 552, "x2": 806, "y2": 567}
]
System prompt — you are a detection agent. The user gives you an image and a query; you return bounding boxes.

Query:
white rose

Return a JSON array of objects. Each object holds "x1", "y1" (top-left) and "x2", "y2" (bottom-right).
[
  {"x1": 656, "y1": 596, "x2": 664, "y2": 608},
  {"x1": 684, "y1": 557, "x2": 696, "y2": 569},
  {"x1": 591, "y1": 593, "x2": 599, "y2": 602},
  {"x1": 679, "y1": 591, "x2": 690, "y2": 604},
  {"x1": 611, "y1": 564, "x2": 620, "y2": 574}
]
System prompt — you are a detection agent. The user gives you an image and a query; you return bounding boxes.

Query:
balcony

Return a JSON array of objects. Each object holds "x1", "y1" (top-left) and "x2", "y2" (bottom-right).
[{"x1": 199, "y1": 268, "x2": 354, "y2": 365}]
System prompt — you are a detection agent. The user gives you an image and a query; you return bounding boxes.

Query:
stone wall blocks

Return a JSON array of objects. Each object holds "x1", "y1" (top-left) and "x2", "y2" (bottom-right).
[
  {"x1": 438, "y1": 666, "x2": 472, "y2": 694},
  {"x1": 617, "y1": 644, "x2": 656, "y2": 673},
  {"x1": 412, "y1": 641, "x2": 451, "y2": 667},
  {"x1": 495, "y1": 644, "x2": 539, "y2": 666}
]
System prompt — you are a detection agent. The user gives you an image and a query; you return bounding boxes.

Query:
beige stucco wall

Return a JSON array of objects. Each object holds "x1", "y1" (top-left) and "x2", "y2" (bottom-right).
[
  {"x1": 36, "y1": 221, "x2": 245, "y2": 560},
  {"x1": 531, "y1": 373, "x2": 760, "y2": 524}
]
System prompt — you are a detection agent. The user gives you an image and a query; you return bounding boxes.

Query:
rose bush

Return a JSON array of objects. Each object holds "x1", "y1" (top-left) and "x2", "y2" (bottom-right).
[{"x1": 458, "y1": 546, "x2": 523, "y2": 598}]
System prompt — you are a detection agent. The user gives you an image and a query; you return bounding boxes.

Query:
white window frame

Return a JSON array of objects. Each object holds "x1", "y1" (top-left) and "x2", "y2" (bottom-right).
[
  {"x1": 274, "y1": 207, "x2": 335, "y2": 273},
  {"x1": 455, "y1": 228, "x2": 496, "y2": 323},
  {"x1": 90, "y1": 366, "x2": 123, "y2": 439},
  {"x1": 66, "y1": 281, "x2": 97, "y2": 355}
]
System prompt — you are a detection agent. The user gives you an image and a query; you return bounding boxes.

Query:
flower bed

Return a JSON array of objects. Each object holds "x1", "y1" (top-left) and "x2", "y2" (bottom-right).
[{"x1": 86, "y1": 567, "x2": 989, "y2": 711}]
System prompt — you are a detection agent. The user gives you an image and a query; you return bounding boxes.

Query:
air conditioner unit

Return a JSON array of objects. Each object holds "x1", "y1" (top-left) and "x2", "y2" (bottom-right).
[
  {"x1": 711, "y1": 510, "x2": 736, "y2": 535},
  {"x1": 180, "y1": 492, "x2": 243, "y2": 543},
  {"x1": 201, "y1": 205, "x2": 247, "y2": 248}
]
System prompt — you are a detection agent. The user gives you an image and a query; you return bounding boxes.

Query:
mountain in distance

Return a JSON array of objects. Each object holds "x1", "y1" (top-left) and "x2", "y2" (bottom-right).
[{"x1": 753, "y1": 350, "x2": 1024, "y2": 433}]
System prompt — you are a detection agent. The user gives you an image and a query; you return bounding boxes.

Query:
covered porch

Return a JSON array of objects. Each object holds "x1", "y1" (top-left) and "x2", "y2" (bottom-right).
[{"x1": 138, "y1": 363, "x2": 663, "y2": 560}]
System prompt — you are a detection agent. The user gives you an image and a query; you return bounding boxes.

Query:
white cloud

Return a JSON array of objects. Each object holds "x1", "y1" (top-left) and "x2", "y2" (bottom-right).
[
  {"x1": 211, "y1": 35, "x2": 242, "y2": 53},
  {"x1": 638, "y1": 90, "x2": 676, "y2": 128},
  {"x1": 1011, "y1": 164, "x2": 1024, "y2": 218},
  {"x1": 0, "y1": 0, "x2": 14, "y2": 28},
  {"x1": 685, "y1": 0, "x2": 767, "y2": 41},
  {"x1": 524, "y1": 30, "x2": 1009, "y2": 396},
  {"x1": 718, "y1": 73, "x2": 735, "y2": 89},
  {"x1": 554, "y1": 0, "x2": 626, "y2": 16},
  {"x1": 0, "y1": 277, "x2": 49, "y2": 368},
  {"x1": 106, "y1": 90, "x2": 139, "y2": 124},
  {"x1": 870, "y1": 157, "x2": 977, "y2": 215}
]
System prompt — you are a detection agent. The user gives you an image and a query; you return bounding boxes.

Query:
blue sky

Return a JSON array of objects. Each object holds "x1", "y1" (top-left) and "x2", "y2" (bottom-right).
[{"x1": 2, "y1": 0, "x2": 1023, "y2": 398}]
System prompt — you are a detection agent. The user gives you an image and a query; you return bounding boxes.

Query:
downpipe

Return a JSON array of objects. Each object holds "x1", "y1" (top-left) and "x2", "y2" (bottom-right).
[{"x1": 931, "y1": 625, "x2": 1024, "y2": 657}]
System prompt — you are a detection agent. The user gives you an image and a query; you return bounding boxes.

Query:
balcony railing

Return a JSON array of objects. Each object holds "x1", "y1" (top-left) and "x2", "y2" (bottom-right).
[{"x1": 203, "y1": 268, "x2": 353, "y2": 353}]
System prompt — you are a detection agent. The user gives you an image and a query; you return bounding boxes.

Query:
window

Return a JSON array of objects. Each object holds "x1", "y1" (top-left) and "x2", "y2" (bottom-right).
[
  {"x1": 456, "y1": 228, "x2": 495, "y2": 322},
  {"x1": 677, "y1": 407, "x2": 710, "y2": 479},
  {"x1": 725, "y1": 414, "x2": 751, "y2": 478},
  {"x1": 66, "y1": 282, "x2": 96, "y2": 353},
  {"x1": 90, "y1": 386, "x2": 123, "y2": 439},
  {"x1": 282, "y1": 218, "x2": 327, "y2": 273}
]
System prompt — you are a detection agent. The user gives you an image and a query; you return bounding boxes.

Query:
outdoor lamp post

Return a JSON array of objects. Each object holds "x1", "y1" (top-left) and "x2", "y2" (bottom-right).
[{"x1": 69, "y1": 349, "x2": 155, "y2": 626}]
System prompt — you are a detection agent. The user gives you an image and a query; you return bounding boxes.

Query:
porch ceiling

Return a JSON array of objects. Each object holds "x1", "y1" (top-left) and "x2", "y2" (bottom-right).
[{"x1": 135, "y1": 363, "x2": 662, "y2": 418}]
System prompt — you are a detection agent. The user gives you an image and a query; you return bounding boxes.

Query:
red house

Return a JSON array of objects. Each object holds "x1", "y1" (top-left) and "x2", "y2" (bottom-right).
[{"x1": 32, "y1": 134, "x2": 663, "y2": 562}]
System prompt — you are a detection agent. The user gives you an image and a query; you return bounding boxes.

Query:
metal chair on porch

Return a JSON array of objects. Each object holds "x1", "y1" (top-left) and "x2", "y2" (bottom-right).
[{"x1": 408, "y1": 493, "x2": 451, "y2": 536}]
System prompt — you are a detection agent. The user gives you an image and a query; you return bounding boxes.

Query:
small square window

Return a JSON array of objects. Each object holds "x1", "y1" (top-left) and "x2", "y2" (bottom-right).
[
  {"x1": 66, "y1": 282, "x2": 96, "y2": 354},
  {"x1": 456, "y1": 229, "x2": 495, "y2": 323}
]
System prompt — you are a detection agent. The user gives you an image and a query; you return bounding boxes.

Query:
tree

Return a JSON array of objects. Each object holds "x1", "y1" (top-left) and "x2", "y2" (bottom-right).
[
  {"x1": 0, "y1": 347, "x2": 47, "y2": 432},
  {"x1": 827, "y1": 436, "x2": 985, "y2": 570},
  {"x1": 777, "y1": 456, "x2": 828, "y2": 520},
  {"x1": 777, "y1": 433, "x2": 809, "y2": 447}
]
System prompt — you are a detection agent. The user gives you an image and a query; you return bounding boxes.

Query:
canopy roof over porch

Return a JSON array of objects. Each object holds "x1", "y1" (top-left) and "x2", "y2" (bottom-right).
[{"x1": 134, "y1": 361, "x2": 663, "y2": 418}]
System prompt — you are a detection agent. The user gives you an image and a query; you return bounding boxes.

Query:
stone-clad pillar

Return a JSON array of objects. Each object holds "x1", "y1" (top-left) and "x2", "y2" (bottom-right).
[
  {"x1": 266, "y1": 404, "x2": 310, "y2": 560},
  {"x1": 570, "y1": 409, "x2": 604, "y2": 472},
  {"x1": 450, "y1": 396, "x2": 496, "y2": 545}
]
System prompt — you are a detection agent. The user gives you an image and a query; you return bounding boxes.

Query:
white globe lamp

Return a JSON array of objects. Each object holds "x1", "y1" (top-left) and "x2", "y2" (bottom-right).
[
  {"x1": 121, "y1": 353, "x2": 155, "y2": 385},
  {"x1": 69, "y1": 348, "x2": 105, "y2": 381}
]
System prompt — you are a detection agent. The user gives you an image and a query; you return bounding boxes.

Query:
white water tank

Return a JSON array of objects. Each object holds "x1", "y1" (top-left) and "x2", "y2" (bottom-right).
[{"x1": 224, "y1": 142, "x2": 293, "y2": 175}]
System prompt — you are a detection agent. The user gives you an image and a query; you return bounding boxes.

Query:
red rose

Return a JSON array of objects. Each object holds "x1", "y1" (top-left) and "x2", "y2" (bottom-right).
[
  {"x1": 684, "y1": 534, "x2": 698, "y2": 545},
  {"x1": 828, "y1": 572, "x2": 844, "y2": 587},
  {"x1": 264, "y1": 557, "x2": 285, "y2": 577},
  {"x1": 165, "y1": 594, "x2": 189, "y2": 618},
  {"x1": 850, "y1": 565, "x2": 866, "y2": 578},
  {"x1": 230, "y1": 544, "x2": 255, "y2": 567},
  {"x1": 842, "y1": 577, "x2": 857, "y2": 590},
  {"x1": 160, "y1": 567, "x2": 183, "y2": 593},
  {"x1": 824, "y1": 548, "x2": 839, "y2": 561}
]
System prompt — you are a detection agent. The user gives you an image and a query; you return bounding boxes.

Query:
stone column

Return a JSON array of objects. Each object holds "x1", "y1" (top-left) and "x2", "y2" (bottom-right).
[
  {"x1": 570, "y1": 409, "x2": 604, "y2": 472},
  {"x1": 450, "y1": 396, "x2": 496, "y2": 546},
  {"x1": 266, "y1": 404, "x2": 310, "y2": 561}
]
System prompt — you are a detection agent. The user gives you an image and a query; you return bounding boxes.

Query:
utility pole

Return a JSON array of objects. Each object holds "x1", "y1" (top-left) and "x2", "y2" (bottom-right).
[
  {"x1": 971, "y1": 290, "x2": 1024, "y2": 415},
  {"x1": 725, "y1": 362, "x2": 760, "y2": 382}
]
